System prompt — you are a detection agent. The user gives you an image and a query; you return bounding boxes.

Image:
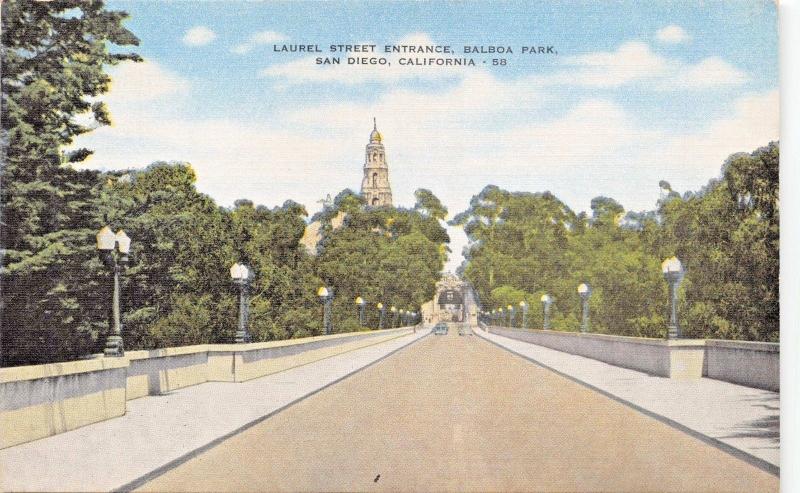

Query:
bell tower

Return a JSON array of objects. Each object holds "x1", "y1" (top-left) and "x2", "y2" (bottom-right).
[{"x1": 360, "y1": 118, "x2": 393, "y2": 207}]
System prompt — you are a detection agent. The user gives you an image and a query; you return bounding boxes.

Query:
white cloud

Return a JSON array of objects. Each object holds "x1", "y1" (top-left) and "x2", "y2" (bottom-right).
[
  {"x1": 104, "y1": 61, "x2": 190, "y2": 103},
  {"x1": 232, "y1": 31, "x2": 288, "y2": 54},
  {"x1": 541, "y1": 41, "x2": 746, "y2": 91},
  {"x1": 667, "y1": 56, "x2": 748, "y2": 89},
  {"x1": 656, "y1": 25, "x2": 691, "y2": 44},
  {"x1": 651, "y1": 90, "x2": 778, "y2": 183},
  {"x1": 260, "y1": 33, "x2": 472, "y2": 85},
  {"x1": 553, "y1": 41, "x2": 670, "y2": 87},
  {"x1": 182, "y1": 26, "x2": 217, "y2": 46}
]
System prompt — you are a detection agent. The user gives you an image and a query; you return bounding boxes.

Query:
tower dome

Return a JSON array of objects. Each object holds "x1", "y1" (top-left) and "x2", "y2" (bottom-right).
[{"x1": 369, "y1": 117, "x2": 382, "y2": 143}]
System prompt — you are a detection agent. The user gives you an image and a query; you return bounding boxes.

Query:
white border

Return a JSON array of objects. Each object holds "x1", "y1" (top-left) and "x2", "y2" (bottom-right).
[{"x1": 780, "y1": 0, "x2": 798, "y2": 487}]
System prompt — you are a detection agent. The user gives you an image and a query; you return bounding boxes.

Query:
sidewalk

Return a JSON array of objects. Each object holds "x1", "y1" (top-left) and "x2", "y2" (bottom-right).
[
  {"x1": 0, "y1": 329, "x2": 428, "y2": 492},
  {"x1": 476, "y1": 327, "x2": 779, "y2": 474}
]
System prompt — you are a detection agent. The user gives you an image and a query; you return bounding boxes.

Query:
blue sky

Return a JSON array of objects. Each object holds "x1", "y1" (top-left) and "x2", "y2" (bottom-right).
[{"x1": 75, "y1": 0, "x2": 779, "y2": 271}]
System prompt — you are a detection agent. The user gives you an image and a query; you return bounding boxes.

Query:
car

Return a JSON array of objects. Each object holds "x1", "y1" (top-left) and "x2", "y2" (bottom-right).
[{"x1": 432, "y1": 323, "x2": 448, "y2": 335}]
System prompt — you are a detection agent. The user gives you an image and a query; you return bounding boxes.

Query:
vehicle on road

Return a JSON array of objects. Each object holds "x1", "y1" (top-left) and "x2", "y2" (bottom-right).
[{"x1": 433, "y1": 323, "x2": 448, "y2": 335}]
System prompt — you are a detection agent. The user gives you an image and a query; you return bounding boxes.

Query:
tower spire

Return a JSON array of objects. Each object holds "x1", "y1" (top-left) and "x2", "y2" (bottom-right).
[{"x1": 373, "y1": 117, "x2": 377, "y2": 130}]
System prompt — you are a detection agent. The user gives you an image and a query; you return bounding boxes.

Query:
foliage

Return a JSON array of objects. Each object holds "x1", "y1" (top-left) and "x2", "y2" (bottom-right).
[
  {"x1": 455, "y1": 143, "x2": 779, "y2": 341},
  {"x1": 1, "y1": 0, "x2": 140, "y2": 365},
  {"x1": 315, "y1": 194, "x2": 449, "y2": 331}
]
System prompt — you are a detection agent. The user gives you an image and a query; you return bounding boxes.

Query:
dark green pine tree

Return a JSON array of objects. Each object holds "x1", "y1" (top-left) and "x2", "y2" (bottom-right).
[{"x1": 1, "y1": 0, "x2": 141, "y2": 365}]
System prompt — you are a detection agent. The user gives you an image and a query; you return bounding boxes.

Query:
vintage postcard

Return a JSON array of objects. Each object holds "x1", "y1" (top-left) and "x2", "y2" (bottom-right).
[{"x1": 0, "y1": 0, "x2": 787, "y2": 491}]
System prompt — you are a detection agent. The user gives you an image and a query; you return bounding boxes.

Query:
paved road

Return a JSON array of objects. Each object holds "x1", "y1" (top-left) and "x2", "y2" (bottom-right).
[{"x1": 140, "y1": 328, "x2": 778, "y2": 492}]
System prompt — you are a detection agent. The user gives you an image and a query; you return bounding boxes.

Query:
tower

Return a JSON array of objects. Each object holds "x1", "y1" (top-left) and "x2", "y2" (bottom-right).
[{"x1": 360, "y1": 118, "x2": 393, "y2": 207}]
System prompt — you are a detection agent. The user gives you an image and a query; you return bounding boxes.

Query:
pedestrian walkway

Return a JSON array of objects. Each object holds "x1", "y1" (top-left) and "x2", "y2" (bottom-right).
[
  {"x1": 476, "y1": 326, "x2": 780, "y2": 474},
  {"x1": 0, "y1": 329, "x2": 428, "y2": 492}
]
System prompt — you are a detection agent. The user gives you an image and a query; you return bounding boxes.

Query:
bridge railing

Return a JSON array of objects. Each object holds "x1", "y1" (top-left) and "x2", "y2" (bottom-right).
[
  {"x1": 483, "y1": 326, "x2": 778, "y2": 392},
  {"x1": 0, "y1": 327, "x2": 417, "y2": 449}
]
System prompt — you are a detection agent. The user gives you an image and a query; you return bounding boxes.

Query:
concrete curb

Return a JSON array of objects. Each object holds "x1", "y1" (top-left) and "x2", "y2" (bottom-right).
[
  {"x1": 115, "y1": 330, "x2": 430, "y2": 492},
  {"x1": 474, "y1": 327, "x2": 780, "y2": 477}
]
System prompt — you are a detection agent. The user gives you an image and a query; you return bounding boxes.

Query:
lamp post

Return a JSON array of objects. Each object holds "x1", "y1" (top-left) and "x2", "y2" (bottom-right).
[
  {"x1": 230, "y1": 262, "x2": 252, "y2": 343},
  {"x1": 519, "y1": 301, "x2": 528, "y2": 329},
  {"x1": 498, "y1": 307, "x2": 504, "y2": 326},
  {"x1": 662, "y1": 256, "x2": 685, "y2": 339},
  {"x1": 390, "y1": 306, "x2": 398, "y2": 327},
  {"x1": 355, "y1": 296, "x2": 366, "y2": 327},
  {"x1": 377, "y1": 302, "x2": 385, "y2": 329},
  {"x1": 540, "y1": 294, "x2": 553, "y2": 330},
  {"x1": 506, "y1": 304, "x2": 514, "y2": 327},
  {"x1": 96, "y1": 226, "x2": 131, "y2": 357},
  {"x1": 317, "y1": 286, "x2": 334, "y2": 334},
  {"x1": 577, "y1": 283, "x2": 591, "y2": 333}
]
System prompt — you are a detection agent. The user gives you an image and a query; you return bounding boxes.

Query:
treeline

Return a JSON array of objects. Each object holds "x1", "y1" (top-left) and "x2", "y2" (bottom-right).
[
  {"x1": 0, "y1": 0, "x2": 448, "y2": 366},
  {"x1": 453, "y1": 142, "x2": 779, "y2": 342},
  {"x1": 1, "y1": 160, "x2": 450, "y2": 366}
]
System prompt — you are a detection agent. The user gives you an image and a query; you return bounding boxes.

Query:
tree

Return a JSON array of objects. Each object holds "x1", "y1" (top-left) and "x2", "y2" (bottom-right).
[
  {"x1": 454, "y1": 142, "x2": 779, "y2": 341},
  {"x1": 1, "y1": 0, "x2": 140, "y2": 365},
  {"x1": 316, "y1": 189, "x2": 449, "y2": 330}
]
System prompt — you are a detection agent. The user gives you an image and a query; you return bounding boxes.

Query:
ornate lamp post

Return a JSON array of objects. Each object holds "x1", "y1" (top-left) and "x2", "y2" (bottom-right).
[
  {"x1": 230, "y1": 262, "x2": 252, "y2": 343},
  {"x1": 540, "y1": 294, "x2": 553, "y2": 330},
  {"x1": 317, "y1": 286, "x2": 334, "y2": 334},
  {"x1": 377, "y1": 302, "x2": 386, "y2": 329},
  {"x1": 507, "y1": 304, "x2": 515, "y2": 327},
  {"x1": 96, "y1": 226, "x2": 131, "y2": 357},
  {"x1": 519, "y1": 301, "x2": 528, "y2": 328},
  {"x1": 498, "y1": 307, "x2": 504, "y2": 326},
  {"x1": 390, "y1": 305, "x2": 398, "y2": 327},
  {"x1": 662, "y1": 256, "x2": 685, "y2": 339},
  {"x1": 577, "y1": 283, "x2": 591, "y2": 333},
  {"x1": 355, "y1": 296, "x2": 366, "y2": 327}
]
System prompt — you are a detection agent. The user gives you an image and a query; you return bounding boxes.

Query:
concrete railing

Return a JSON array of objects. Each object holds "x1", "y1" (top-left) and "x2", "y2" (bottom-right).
[
  {"x1": 704, "y1": 339, "x2": 779, "y2": 391},
  {"x1": 0, "y1": 358, "x2": 128, "y2": 450},
  {"x1": 0, "y1": 327, "x2": 416, "y2": 449},
  {"x1": 486, "y1": 326, "x2": 779, "y2": 391}
]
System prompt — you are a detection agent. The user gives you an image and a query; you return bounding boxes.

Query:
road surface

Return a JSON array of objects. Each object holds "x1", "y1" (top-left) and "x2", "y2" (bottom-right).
[{"x1": 139, "y1": 327, "x2": 778, "y2": 492}]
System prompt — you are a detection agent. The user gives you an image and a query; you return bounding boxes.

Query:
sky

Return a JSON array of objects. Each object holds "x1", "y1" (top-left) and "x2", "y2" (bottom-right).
[{"x1": 72, "y1": 0, "x2": 779, "y2": 272}]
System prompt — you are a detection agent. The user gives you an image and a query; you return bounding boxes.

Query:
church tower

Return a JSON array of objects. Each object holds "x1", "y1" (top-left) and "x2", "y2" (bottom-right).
[{"x1": 360, "y1": 118, "x2": 393, "y2": 207}]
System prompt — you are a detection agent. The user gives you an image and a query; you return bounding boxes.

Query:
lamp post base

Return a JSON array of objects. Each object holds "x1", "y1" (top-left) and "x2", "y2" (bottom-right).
[
  {"x1": 104, "y1": 335, "x2": 124, "y2": 357},
  {"x1": 235, "y1": 330, "x2": 249, "y2": 344},
  {"x1": 667, "y1": 325, "x2": 680, "y2": 340}
]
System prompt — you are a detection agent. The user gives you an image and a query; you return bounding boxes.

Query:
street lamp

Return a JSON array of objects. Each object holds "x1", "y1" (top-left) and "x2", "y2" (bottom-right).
[
  {"x1": 540, "y1": 294, "x2": 553, "y2": 330},
  {"x1": 355, "y1": 296, "x2": 366, "y2": 327},
  {"x1": 96, "y1": 226, "x2": 131, "y2": 357},
  {"x1": 377, "y1": 302, "x2": 386, "y2": 329},
  {"x1": 390, "y1": 305, "x2": 398, "y2": 327},
  {"x1": 230, "y1": 262, "x2": 252, "y2": 343},
  {"x1": 662, "y1": 256, "x2": 685, "y2": 339},
  {"x1": 577, "y1": 283, "x2": 591, "y2": 333},
  {"x1": 317, "y1": 286, "x2": 334, "y2": 334},
  {"x1": 507, "y1": 304, "x2": 514, "y2": 327},
  {"x1": 498, "y1": 307, "x2": 504, "y2": 326},
  {"x1": 519, "y1": 301, "x2": 528, "y2": 329}
]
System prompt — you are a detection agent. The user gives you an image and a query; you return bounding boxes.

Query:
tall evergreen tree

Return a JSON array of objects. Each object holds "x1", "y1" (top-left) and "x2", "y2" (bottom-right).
[{"x1": 1, "y1": 0, "x2": 140, "y2": 365}]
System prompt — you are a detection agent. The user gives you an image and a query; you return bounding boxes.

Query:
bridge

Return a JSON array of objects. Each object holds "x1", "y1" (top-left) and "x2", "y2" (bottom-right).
[{"x1": 0, "y1": 319, "x2": 778, "y2": 491}]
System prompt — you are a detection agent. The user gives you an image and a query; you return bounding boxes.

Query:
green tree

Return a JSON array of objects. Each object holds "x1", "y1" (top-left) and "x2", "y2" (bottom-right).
[{"x1": 1, "y1": 0, "x2": 140, "y2": 365}]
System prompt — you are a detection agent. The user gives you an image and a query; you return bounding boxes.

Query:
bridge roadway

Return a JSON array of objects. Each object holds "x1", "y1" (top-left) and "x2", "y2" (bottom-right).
[{"x1": 140, "y1": 327, "x2": 777, "y2": 492}]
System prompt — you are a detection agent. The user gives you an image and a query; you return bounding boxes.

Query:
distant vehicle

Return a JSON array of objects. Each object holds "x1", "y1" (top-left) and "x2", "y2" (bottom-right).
[
  {"x1": 458, "y1": 325, "x2": 472, "y2": 336},
  {"x1": 433, "y1": 323, "x2": 448, "y2": 335}
]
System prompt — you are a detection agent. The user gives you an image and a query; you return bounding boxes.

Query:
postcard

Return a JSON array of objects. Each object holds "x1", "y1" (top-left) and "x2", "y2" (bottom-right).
[{"x1": 0, "y1": 0, "x2": 786, "y2": 491}]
